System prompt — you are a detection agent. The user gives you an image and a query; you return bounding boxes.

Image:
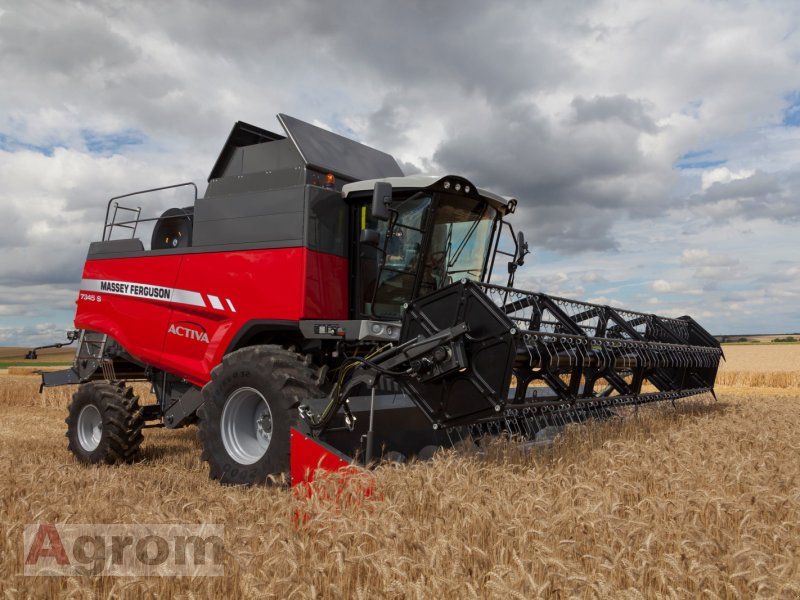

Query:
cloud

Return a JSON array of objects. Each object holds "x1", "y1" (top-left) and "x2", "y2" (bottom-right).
[
  {"x1": 431, "y1": 98, "x2": 672, "y2": 251},
  {"x1": 571, "y1": 95, "x2": 659, "y2": 134},
  {"x1": 692, "y1": 266, "x2": 744, "y2": 281},
  {"x1": 691, "y1": 170, "x2": 800, "y2": 222},
  {"x1": 1, "y1": 0, "x2": 800, "y2": 342},
  {"x1": 0, "y1": 285, "x2": 76, "y2": 317},
  {"x1": 701, "y1": 167, "x2": 755, "y2": 191},
  {"x1": 0, "y1": 146, "x2": 200, "y2": 285},
  {"x1": 586, "y1": 296, "x2": 624, "y2": 307},
  {"x1": 581, "y1": 272, "x2": 608, "y2": 283},
  {"x1": 678, "y1": 249, "x2": 744, "y2": 281},
  {"x1": 0, "y1": 323, "x2": 65, "y2": 346},
  {"x1": 651, "y1": 280, "x2": 702, "y2": 294},
  {"x1": 680, "y1": 249, "x2": 738, "y2": 267}
]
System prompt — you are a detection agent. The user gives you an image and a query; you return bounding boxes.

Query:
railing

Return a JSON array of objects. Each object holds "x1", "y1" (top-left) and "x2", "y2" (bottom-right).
[{"x1": 102, "y1": 182, "x2": 197, "y2": 241}]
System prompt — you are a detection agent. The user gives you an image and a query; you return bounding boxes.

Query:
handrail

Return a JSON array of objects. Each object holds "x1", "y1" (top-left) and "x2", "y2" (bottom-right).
[{"x1": 103, "y1": 182, "x2": 197, "y2": 241}]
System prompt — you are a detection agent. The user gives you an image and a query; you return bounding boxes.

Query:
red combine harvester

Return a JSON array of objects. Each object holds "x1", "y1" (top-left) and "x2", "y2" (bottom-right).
[{"x1": 38, "y1": 115, "x2": 722, "y2": 485}]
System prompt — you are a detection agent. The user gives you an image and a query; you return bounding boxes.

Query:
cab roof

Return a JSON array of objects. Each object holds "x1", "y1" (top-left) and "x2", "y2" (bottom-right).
[{"x1": 342, "y1": 175, "x2": 516, "y2": 215}]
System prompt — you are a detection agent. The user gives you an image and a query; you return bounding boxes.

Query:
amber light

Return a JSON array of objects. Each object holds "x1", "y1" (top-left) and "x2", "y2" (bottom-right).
[{"x1": 325, "y1": 173, "x2": 335, "y2": 186}]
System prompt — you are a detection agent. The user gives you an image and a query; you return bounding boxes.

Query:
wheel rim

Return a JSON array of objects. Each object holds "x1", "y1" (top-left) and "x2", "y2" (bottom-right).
[
  {"x1": 77, "y1": 404, "x2": 103, "y2": 452},
  {"x1": 221, "y1": 387, "x2": 273, "y2": 465}
]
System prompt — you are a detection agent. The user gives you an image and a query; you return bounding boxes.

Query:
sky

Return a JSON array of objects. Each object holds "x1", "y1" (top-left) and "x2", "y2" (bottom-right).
[{"x1": 0, "y1": 0, "x2": 799, "y2": 345}]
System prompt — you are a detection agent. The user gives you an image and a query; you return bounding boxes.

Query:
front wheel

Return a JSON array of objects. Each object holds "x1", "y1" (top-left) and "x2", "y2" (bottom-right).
[{"x1": 197, "y1": 345, "x2": 322, "y2": 485}]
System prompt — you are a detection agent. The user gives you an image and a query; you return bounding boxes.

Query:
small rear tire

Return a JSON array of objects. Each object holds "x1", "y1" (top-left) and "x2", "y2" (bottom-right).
[
  {"x1": 197, "y1": 345, "x2": 322, "y2": 485},
  {"x1": 65, "y1": 381, "x2": 144, "y2": 464}
]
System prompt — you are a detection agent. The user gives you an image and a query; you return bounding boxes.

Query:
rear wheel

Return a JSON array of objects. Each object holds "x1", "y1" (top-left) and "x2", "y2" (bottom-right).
[
  {"x1": 197, "y1": 345, "x2": 322, "y2": 485},
  {"x1": 66, "y1": 381, "x2": 144, "y2": 464}
]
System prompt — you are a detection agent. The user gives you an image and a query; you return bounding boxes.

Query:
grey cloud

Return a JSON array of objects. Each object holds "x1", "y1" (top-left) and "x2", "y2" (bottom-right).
[
  {"x1": 0, "y1": 202, "x2": 27, "y2": 247},
  {"x1": 519, "y1": 204, "x2": 620, "y2": 253},
  {"x1": 398, "y1": 161, "x2": 421, "y2": 175},
  {"x1": 0, "y1": 243, "x2": 86, "y2": 286},
  {"x1": 703, "y1": 171, "x2": 782, "y2": 202},
  {"x1": 692, "y1": 170, "x2": 800, "y2": 222},
  {"x1": 300, "y1": 1, "x2": 579, "y2": 103},
  {"x1": 434, "y1": 102, "x2": 649, "y2": 192},
  {"x1": 431, "y1": 101, "x2": 668, "y2": 251},
  {"x1": 0, "y1": 285, "x2": 77, "y2": 317},
  {"x1": 0, "y1": 3, "x2": 140, "y2": 76},
  {"x1": 571, "y1": 95, "x2": 659, "y2": 133},
  {"x1": 367, "y1": 102, "x2": 411, "y2": 149}
]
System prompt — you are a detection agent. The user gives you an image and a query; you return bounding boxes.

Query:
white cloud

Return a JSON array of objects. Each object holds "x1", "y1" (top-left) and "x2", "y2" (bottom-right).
[
  {"x1": 586, "y1": 296, "x2": 624, "y2": 307},
  {"x1": 680, "y1": 249, "x2": 738, "y2": 267},
  {"x1": 0, "y1": 322, "x2": 68, "y2": 346},
  {"x1": 651, "y1": 280, "x2": 703, "y2": 294},
  {"x1": 678, "y1": 249, "x2": 743, "y2": 280},
  {"x1": 693, "y1": 266, "x2": 743, "y2": 281},
  {"x1": 580, "y1": 272, "x2": 607, "y2": 283},
  {"x1": 701, "y1": 167, "x2": 755, "y2": 191}
]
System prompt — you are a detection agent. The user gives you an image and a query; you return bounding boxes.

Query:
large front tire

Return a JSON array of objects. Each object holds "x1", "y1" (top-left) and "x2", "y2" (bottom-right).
[
  {"x1": 197, "y1": 345, "x2": 321, "y2": 485},
  {"x1": 65, "y1": 381, "x2": 144, "y2": 464}
]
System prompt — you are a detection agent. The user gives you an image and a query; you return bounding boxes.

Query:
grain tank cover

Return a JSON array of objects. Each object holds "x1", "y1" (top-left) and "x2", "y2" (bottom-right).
[
  {"x1": 208, "y1": 114, "x2": 404, "y2": 183},
  {"x1": 277, "y1": 114, "x2": 403, "y2": 182},
  {"x1": 208, "y1": 121, "x2": 286, "y2": 181}
]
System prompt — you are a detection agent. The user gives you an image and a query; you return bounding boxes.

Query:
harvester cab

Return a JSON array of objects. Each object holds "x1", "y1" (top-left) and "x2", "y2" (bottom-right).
[
  {"x1": 345, "y1": 174, "x2": 519, "y2": 321},
  {"x1": 37, "y1": 114, "x2": 722, "y2": 486}
]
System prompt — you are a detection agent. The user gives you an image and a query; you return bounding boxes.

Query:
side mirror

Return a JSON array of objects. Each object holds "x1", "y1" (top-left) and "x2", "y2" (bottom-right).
[
  {"x1": 516, "y1": 231, "x2": 530, "y2": 266},
  {"x1": 372, "y1": 181, "x2": 392, "y2": 221},
  {"x1": 359, "y1": 228, "x2": 381, "y2": 247}
]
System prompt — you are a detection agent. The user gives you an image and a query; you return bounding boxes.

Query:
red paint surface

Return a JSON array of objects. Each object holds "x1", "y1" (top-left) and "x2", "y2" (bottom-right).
[
  {"x1": 290, "y1": 428, "x2": 353, "y2": 487},
  {"x1": 290, "y1": 428, "x2": 375, "y2": 521},
  {"x1": 75, "y1": 247, "x2": 348, "y2": 386}
]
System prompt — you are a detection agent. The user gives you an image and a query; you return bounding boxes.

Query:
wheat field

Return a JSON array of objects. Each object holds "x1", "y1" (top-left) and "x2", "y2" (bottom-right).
[
  {"x1": 715, "y1": 345, "x2": 800, "y2": 388},
  {"x1": 1, "y1": 346, "x2": 799, "y2": 598}
]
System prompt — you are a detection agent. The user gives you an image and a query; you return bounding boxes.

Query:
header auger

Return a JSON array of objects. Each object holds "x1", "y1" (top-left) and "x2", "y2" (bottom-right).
[{"x1": 37, "y1": 114, "x2": 722, "y2": 485}]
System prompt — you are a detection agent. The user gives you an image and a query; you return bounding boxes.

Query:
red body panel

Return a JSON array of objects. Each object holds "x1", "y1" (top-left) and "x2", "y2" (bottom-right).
[
  {"x1": 75, "y1": 248, "x2": 348, "y2": 386},
  {"x1": 290, "y1": 428, "x2": 375, "y2": 515},
  {"x1": 290, "y1": 428, "x2": 353, "y2": 486}
]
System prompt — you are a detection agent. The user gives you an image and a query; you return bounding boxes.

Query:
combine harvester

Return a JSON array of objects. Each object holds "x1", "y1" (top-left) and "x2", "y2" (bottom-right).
[{"x1": 37, "y1": 115, "x2": 722, "y2": 485}]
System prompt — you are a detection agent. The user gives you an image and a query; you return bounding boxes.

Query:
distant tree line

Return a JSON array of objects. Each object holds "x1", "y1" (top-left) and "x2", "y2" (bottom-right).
[{"x1": 715, "y1": 335, "x2": 799, "y2": 343}]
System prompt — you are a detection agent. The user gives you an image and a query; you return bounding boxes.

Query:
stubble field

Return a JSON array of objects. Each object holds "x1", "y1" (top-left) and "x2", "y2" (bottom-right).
[{"x1": 0, "y1": 345, "x2": 798, "y2": 598}]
